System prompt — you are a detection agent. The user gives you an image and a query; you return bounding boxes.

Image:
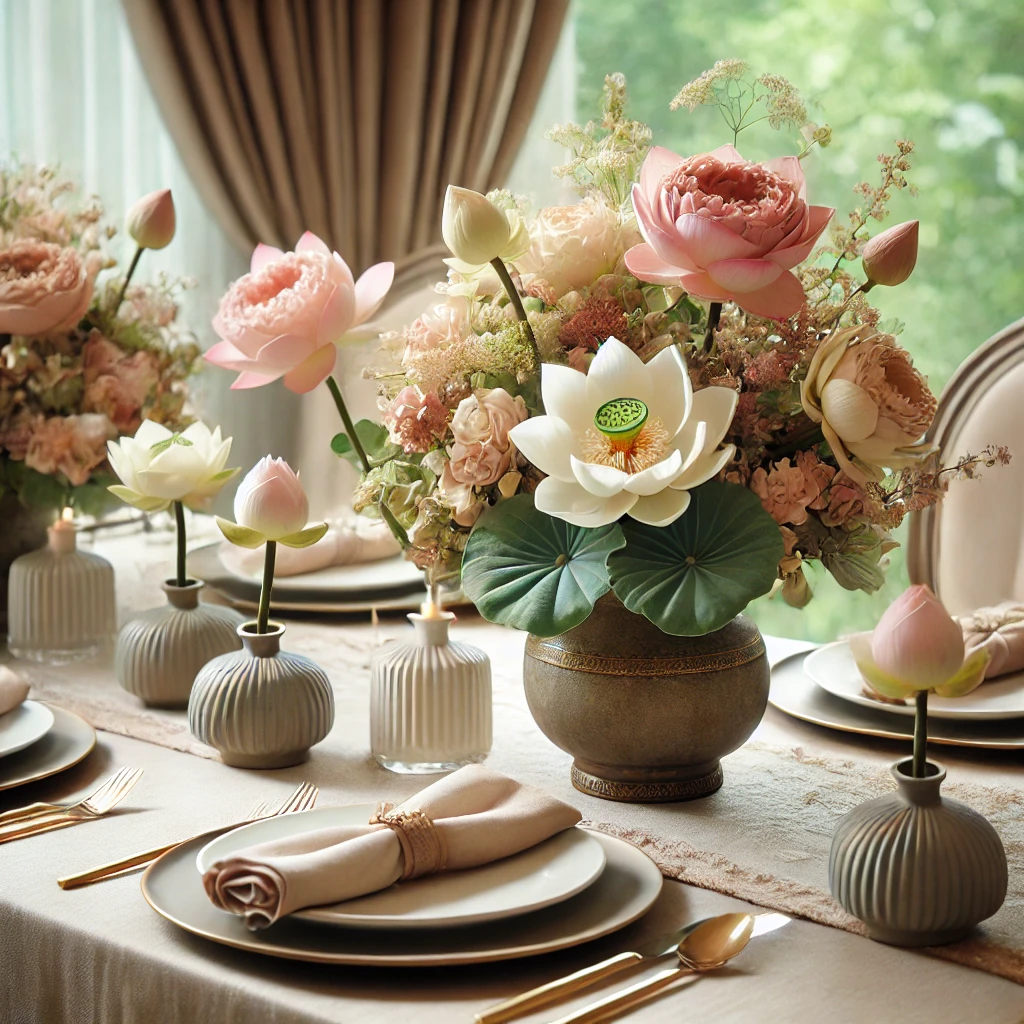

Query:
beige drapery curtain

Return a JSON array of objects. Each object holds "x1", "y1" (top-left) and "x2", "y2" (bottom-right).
[{"x1": 121, "y1": 0, "x2": 570, "y2": 274}]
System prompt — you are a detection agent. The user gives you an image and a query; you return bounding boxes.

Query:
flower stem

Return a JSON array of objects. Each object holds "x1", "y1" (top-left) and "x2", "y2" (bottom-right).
[
  {"x1": 114, "y1": 246, "x2": 144, "y2": 314},
  {"x1": 490, "y1": 257, "x2": 541, "y2": 371},
  {"x1": 702, "y1": 302, "x2": 723, "y2": 353},
  {"x1": 173, "y1": 500, "x2": 187, "y2": 587},
  {"x1": 257, "y1": 540, "x2": 276, "y2": 635},
  {"x1": 913, "y1": 689, "x2": 928, "y2": 778},
  {"x1": 325, "y1": 374, "x2": 371, "y2": 475}
]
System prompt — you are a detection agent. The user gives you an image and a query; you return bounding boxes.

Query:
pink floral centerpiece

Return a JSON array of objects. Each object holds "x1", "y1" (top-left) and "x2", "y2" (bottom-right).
[{"x1": 0, "y1": 166, "x2": 198, "y2": 516}]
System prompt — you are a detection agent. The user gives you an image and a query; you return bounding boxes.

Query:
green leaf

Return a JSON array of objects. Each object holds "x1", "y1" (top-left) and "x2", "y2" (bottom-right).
[
  {"x1": 608, "y1": 480, "x2": 784, "y2": 636},
  {"x1": 461, "y1": 494, "x2": 625, "y2": 637},
  {"x1": 278, "y1": 523, "x2": 330, "y2": 549},
  {"x1": 16, "y1": 467, "x2": 67, "y2": 510},
  {"x1": 70, "y1": 482, "x2": 118, "y2": 518},
  {"x1": 330, "y1": 419, "x2": 401, "y2": 469},
  {"x1": 215, "y1": 517, "x2": 266, "y2": 549}
]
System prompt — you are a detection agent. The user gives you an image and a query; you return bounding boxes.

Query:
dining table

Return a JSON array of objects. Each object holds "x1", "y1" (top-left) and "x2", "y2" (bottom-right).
[{"x1": 2, "y1": 520, "x2": 1023, "y2": 1024}]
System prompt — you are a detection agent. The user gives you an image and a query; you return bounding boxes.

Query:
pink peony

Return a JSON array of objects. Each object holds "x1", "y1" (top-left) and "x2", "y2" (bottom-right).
[
  {"x1": 450, "y1": 387, "x2": 526, "y2": 450},
  {"x1": 624, "y1": 145, "x2": 833, "y2": 320},
  {"x1": 795, "y1": 450, "x2": 836, "y2": 510},
  {"x1": 403, "y1": 299, "x2": 469, "y2": 356},
  {"x1": 446, "y1": 440, "x2": 510, "y2": 488},
  {"x1": 24, "y1": 413, "x2": 115, "y2": 486},
  {"x1": 207, "y1": 232, "x2": 394, "y2": 394},
  {"x1": 0, "y1": 241, "x2": 100, "y2": 336},
  {"x1": 82, "y1": 332, "x2": 160, "y2": 433},
  {"x1": 383, "y1": 386, "x2": 449, "y2": 454}
]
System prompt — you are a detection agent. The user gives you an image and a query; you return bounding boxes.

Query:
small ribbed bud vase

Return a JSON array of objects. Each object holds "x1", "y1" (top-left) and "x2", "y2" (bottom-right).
[
  {"x1": 829, "y1": 758, "x2": 1007, "y2": 946},
  {"x1": 188, "y1": 622, "x2": 334, "y2": 769},
  {"x1": 7, "y1": 521, "x2": 116, "y2": 664},
  {"x1": 371, "y1": 611, "x2": 492, "y2": 774},
  {"x1": 115, "y1": 580, "x2": 246, "y2": 709}
]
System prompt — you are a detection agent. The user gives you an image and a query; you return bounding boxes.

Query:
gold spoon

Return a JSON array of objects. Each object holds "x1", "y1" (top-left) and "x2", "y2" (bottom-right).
[{"x1": 547, "y1": 912, "x2": 755, "y2": 1024}]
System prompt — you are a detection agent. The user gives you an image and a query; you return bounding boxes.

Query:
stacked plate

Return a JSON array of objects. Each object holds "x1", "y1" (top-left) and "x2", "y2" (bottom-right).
[
  {"x1": 0, "y1": 699, "x2": 96, "y2": 793},
  {"x1": 142, "y1": 806, "x2": 665, "y2": 966},
  {"x1": 770, "y1": 641, "x2": 1024, "y2": 750},
  {"x1": 188, "y1": 542, "x2": 434, "y2": 614}
]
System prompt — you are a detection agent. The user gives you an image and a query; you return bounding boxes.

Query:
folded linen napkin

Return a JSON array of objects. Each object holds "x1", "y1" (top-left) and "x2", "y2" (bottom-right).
[
  {"x1": 959, "y1": 602, "x2": 1024, "y2": 679},
  {"x1": 220, "y1": 516, "x2": 400, "y2": 578},
  {"x1": 0, "y1": 666, "x2": 29, "y2": 716},
  {"x1": 203, "y1": 764, "x2": 582, "y2": 930}
]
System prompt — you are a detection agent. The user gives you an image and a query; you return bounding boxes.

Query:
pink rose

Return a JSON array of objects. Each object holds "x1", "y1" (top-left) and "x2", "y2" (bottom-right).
[
  {"x1": 821, "y1": 474, "x2": 869, "y2": 527},
  {"x1": 207, "y1": 232, "x2": 393, "y2": 394},
  {"x1": 383, "y1": 386, "x2": 449, "y2": 454},
  {"x1": 24, "y1": 413, "x2": 115, "y2": 487},
  {"x1": 0, "y1": 241, "x2": 100, "y2": 335},
  {"x1": 446, "y1": 440, "x2": 510, "y2": 488},
  {"x1": 794, "y1": 450, "x2": 836, "y2": 510},
  {"x1": 750, "y1": 457, "x2": 814, "y2": 526},
  {"x1": 450, "y1": 387, "x2": 526, "y2": 450},
  {"x1": 82, "y1": 333, "x2": 159, "y2": 433},
  {"x1": 403, "y1": 299, "x2": 469, "y2": 356},
  {"x1": 625, "y1": 145, "x2": 833, "y2": 320},
  {"x1": 439, "y1": 461, "x2": 486, "y2": 527}
]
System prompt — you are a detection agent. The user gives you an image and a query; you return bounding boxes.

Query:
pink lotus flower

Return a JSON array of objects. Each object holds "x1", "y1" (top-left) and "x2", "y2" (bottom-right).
[
  {"x1": 861, "y1": 220, "x2": 918, "y2": 287},
  {"x1": 207, "y1": 232, "x2": 394, "y2": 394},
  {"x1": 0, "y1": 240, "x2": 101, "y2": 336},
  {"x1": 849, "y1": 584, "x2": 990, "y2": 699},
  {"x1": 127, "y1": 189, "x2": 176, "y2": 250},
  {"x1": 624, "y1": 145, "x2": 834, "y2": 320}
]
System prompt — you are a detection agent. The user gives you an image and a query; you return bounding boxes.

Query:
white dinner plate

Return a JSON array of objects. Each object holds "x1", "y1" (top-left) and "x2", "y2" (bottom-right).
[
  {"x1": 197, "y1": 805, "x2": 607, "y2": 930},
  {"x1": 0, "y1": 700, "x2": 54, "y2": 758},
  {"x1": 146, "y1": 828, "x2": 662, "y2": 966},
  {"x1": 805, "y1": 641, "x2": 1024, "y2": 721}
]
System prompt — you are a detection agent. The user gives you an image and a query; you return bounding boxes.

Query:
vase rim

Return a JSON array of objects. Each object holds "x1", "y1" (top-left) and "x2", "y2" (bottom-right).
[
  {"x1": 161, "y1": 578, "x2": 204, "y2": 592},
  {"x1": 891, "y1": 757, "x2": 946, "y2": 798},
  {"x1": 239, "y1": 620, "x2": 286, "y2": 639}
]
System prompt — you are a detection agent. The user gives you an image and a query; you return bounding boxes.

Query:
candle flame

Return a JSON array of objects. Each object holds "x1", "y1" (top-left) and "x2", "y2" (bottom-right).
[{"x1": 61, "y1": 506, "x2": 74, "y2": 522}]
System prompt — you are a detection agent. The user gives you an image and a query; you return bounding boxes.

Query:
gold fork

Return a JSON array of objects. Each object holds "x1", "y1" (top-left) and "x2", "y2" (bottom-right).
[
  {"x1": 0, "y1": 767, "x2": 142, "y2": 827},
  {"x1": 0, "y1": 768, "x2": 144, "y2": 845},
  {"x1": 57, "y1": 781, "x2": 319, "y2": 889}
]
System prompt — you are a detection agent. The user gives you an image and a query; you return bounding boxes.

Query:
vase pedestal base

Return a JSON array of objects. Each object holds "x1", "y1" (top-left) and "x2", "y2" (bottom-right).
[
  {"x1": 570, "y1": 759, "x2": 724, "y2": 803},
  {"x1": 865, "y1": 923, "x2": 973, "y2": 948}
]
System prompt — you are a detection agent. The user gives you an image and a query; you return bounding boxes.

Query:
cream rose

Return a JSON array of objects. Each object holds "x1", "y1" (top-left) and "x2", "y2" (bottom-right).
[
  {"x1": 450, "y1": 387, "x2": 526, "y2": 450},
  {"x1": 0, "y1": 241, "x2": 100, "y2": 336},
  {"x1": 517, "y1": 198, "x2": 637, "y2": 299},
  {"x1": 801, "y1": 325, "x2": 936, "y2": 485}
]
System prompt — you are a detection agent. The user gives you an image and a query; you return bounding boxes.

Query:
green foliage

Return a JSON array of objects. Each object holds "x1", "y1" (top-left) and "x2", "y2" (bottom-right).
[
  {"x1": 461, "y1": 494, "x2": 626, "y2": 636},
  {"x1": 331, "y1": 419, "x2": 401, "y2": 470},
  {"x1": 608, "y1": 481, "x2": 784, "y2": 636}
]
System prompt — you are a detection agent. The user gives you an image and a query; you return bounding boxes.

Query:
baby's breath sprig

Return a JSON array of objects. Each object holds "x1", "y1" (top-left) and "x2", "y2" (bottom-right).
[{"x1": 549, "y1": 73, "x2": 651, "y2": 209}]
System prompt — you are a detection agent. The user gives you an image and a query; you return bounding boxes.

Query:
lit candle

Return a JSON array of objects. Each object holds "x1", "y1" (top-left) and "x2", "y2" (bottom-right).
[
  {"x1": 48, "y1": 506, "x2": 77, "y2": 555},
  {"x1": 420, "y1": 581, "x2": 445, "y2": 620}
]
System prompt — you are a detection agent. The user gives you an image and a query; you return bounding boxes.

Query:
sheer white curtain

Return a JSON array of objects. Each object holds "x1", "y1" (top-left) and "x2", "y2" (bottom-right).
[{"x1": 0, "y1": 0, "x2": 301, "y2": 496}]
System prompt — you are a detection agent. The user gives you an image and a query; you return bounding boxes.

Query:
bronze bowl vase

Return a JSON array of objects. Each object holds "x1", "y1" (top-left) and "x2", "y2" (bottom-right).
[{"x1": 523, "y1": 594, "x2": 769, "y2": 803}]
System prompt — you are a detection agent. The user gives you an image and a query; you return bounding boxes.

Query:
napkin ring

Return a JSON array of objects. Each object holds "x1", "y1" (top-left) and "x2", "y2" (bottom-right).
[{"x1": 370, "y1": 802, "x2": 447, "y2": 880}]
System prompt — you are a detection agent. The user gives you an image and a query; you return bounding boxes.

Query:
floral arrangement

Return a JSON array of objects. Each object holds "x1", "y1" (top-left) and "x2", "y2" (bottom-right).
[
  {"x1": 0, "y1": 165, "x2": 200, "y2": 515},
  {"x1": 321, "y1": 65, "x2": 1008, "y2": 639}
]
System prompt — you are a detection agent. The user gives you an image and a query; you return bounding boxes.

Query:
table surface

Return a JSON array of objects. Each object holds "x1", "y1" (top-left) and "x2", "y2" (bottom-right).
[{"x1": 2, "y1": 527, "x2": 1024, "y2": 1024}]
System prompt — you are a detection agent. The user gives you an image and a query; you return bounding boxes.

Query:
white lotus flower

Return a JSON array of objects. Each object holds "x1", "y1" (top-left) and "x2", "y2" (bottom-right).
[
  {"x1": 509, "y1": 338, "x2": 737, "y2": 528},
  {"x1": 107, "y1": 419, "x2": 238, "y2": 513},
  {"x1": 441, "y1": 185, "x2": 530, "y2": 276}
]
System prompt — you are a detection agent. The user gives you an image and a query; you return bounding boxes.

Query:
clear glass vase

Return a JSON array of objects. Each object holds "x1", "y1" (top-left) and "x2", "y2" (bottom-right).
[{"x1": 370, "y1": 612, "x2": 492, "y2": 774}]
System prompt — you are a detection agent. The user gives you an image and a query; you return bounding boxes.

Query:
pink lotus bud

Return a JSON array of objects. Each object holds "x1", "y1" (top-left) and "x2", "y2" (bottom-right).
[
  {"x1": 127, "y1": 189, "x2": 176, "y2": 250},
  {"x1": 233, "y1": 456, "x2": 309, "y2": 540},
  {"x1": 870, "y1": 584, "x2": 963, "y2": 690},
  {"x1": 861, "y1": 220, "x2": 918, "y2": 287}
]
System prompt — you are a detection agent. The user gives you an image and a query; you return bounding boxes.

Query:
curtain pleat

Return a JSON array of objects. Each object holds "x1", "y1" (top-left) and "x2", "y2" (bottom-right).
[{"x1": 122, "y1": 0, "x2": 571, "y2": 272}]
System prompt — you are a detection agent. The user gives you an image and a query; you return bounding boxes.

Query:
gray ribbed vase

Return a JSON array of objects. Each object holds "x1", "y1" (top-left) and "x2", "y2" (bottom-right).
[
  {"x1": 7, "y1": 542, "x2": 116, "y2": 664},
  {"x1": 115, "y1": 580, "x2": 246, "y2": 709},
  {"x1": 829, "y1": 758, "x2": 1008, "y2": 946},
  {"x1": 188, "y1": 622, "x2": 334, "y2": 769}
]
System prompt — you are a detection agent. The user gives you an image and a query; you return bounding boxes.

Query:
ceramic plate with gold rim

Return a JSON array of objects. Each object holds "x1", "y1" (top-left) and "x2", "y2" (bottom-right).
[
  {"x1": 197, "y1": 808, "x2": 607, "y2": 930},
  {"x1": 769, "y1": 651, "x2": 1024, "y2": 749},
  {"x1": 143, "y1": 829, "x2": 663, "y2": 966},
  {"x1": 805, "y1": 641, "x2": 1024, "y2": 721},
  {"x1": 0, "y1": 704, "x2": 96, "y2": 791}
]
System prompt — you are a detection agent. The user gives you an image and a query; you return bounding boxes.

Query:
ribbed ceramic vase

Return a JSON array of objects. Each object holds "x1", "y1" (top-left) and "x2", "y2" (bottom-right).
[
  {"x1": 188, "y1": 622, "x2": 334, "y2": 769},
  {"x1": 370, "y1": 611, "x2": 492, "y2": 774},
  {"x1": 115, "y1": 580, "x2": 246, "y2": 709},
  {"x1": 7, "y1": 524, "x2": 116, "y2": 664},
  {"x1": 829, "y1": 758, "x2": 1008, "y2": 946}
]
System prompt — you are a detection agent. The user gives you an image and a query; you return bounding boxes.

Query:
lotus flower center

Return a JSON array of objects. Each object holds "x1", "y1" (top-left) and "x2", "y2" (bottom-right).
[
  {"x1": 594, "y1": 398, "x2": 649, "y2": 442},
  {"x1": 582, "y1": 400, "x2": 669, "y2": 475}
]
